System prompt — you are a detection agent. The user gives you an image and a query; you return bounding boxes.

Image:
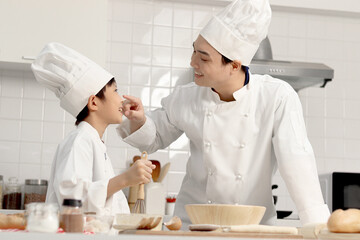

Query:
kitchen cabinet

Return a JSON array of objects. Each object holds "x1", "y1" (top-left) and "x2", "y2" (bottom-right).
[{"x1": 0, "y1": 0, "x2": 108, "y2": 70}]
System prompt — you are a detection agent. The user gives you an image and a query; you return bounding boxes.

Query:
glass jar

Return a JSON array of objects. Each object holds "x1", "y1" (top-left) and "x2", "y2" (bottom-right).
[
  {"x1": 60, "y1": 199, "x2": 84, "y2": 233},
  {"x1": 2, "y1": 177, "x2": 22, "y2": 209},
  {"x1": 0, "y1": 175, "x2": 3, "y2": 209},
  {"x1": 24, "y1": 179, "x2": 48, "y2": 207},
  {"x1": 26, "y1": 202, "x2": 59, "y2": 233}
]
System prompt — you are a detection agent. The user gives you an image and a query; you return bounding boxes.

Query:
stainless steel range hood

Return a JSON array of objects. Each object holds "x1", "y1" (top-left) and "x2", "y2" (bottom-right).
[{"x1": 249, "y1": 37, "x2": 334, "y2": 92}]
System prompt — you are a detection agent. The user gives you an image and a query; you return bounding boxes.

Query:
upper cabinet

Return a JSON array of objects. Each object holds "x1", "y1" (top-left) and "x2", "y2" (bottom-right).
[{"x1": 0, "y1": 0, "x2": 108, "y2": 69}]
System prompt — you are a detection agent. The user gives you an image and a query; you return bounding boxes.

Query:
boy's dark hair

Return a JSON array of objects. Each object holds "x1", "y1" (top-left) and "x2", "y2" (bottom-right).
[{"x1": 75, "y1": 78, "x2": 116, "y2": 126}]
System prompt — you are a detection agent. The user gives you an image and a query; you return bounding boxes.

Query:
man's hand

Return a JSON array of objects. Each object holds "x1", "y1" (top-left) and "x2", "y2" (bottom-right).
[{"x1": 122, "y1": 95, "x2": 146, "y2": 133}]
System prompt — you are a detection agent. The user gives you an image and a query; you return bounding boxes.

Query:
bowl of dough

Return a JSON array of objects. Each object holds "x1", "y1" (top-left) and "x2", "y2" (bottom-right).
[
  {"x1": 185, "y1": 204, "x2": 266, "y2": 225},
  {"x1": 84, "y1": 214, "x2": 114, "y2": 234}
]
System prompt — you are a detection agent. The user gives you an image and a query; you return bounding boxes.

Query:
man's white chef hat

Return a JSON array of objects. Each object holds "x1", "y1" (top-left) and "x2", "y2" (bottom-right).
[
  {"x1": 200, "y1": 0, "x2": 271, "y2": 66},
  {"x1": 31, "y1": 42, "x2": 114, "y2": 117}
]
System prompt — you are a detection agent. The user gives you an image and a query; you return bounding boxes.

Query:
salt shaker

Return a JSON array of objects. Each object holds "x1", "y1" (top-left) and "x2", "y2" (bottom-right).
[
  {"x1": 60, "y1": 199, "x2": 84, "y2": 233},
  {"x1": 26, "y1": 202, "x2": 59, "y2": 232}
]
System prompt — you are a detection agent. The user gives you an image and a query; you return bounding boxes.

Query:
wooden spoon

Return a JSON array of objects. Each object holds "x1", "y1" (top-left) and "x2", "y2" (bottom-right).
[
  {"x1": 158, "y1": 162, "x2": 171, "y2": 182},
  {"x1": 150, "y1": 160, "x2": 161, "y2": 182}
]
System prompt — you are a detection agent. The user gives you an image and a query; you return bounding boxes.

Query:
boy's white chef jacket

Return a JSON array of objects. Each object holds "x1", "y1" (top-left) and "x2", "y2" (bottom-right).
[
  {"x1": 118, "y1": 73, "x2": 330, "y2": 225},
  {"x1": 46, "y1": 121, "x2": 130, "y2": 215}
]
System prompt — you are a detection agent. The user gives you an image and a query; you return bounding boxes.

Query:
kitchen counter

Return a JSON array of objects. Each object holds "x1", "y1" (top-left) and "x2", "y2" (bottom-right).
[{"x1": 0, "y1": 231, "x2": 306, "y2": 240}]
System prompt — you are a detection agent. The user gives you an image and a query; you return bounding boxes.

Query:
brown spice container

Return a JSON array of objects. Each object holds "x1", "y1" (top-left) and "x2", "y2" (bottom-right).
[
  {"x1": 2, "y1": 177, "x2": 22, "y2": 210},
  {"x1": 3, "y1": 192, "x2": 22, "y2": 209},
  {"x1": 60, "y1": 213, "x2": 84, "y2": 232},
  {"x1": 24, "y1": 179, "x2": 48, "y2": 206},
  {"x1": 60, "y1": 199, "x2": 84, "y2": 233}
]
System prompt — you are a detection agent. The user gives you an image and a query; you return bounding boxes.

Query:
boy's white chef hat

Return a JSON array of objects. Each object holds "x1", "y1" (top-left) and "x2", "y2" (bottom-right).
[
  {"x1": 31, "y1": 42, "x2": 114, "y2": 117},
  {"x1": 200, "y1": 0, "x2": 271, "y2": 66}
]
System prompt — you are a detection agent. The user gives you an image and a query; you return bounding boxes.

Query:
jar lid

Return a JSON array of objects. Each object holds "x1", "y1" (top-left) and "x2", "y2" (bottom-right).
[
  {"x1": 62, "y1": 199, "x2": 82, "y2": 207},
  {"x1": 26, "y1": 202, "x2": 58, "y2": 212},
  {"x1": 25, "y1": 179, "x2": 48, "y2": 186},
  {"x1": 7, "y1": 177, "x2": 19, "y2": 185}
]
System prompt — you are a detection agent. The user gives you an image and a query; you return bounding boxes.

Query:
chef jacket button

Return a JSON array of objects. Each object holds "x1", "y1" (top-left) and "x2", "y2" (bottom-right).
[
  {"x1": 205, "y1": 142, "x2": 211, "y2": 148},
  {"x1": 207, "y1": 111, "x2": 213, "y2": 117},
  {"x1": 207, "y1": 200, "x2": 212, "y2": 204},
  {"x1": 244, "y1": 113, "x2": 249, "y2": 117},
  {"x1": 239, "y1": 143, "x2": 246, "y2": 148},
  {"x1": 235, "y1": 174, "x2": 242, "y2": 180},
  {"x1": 208, "y1": 170, "x2": 213, "y2": 176}
]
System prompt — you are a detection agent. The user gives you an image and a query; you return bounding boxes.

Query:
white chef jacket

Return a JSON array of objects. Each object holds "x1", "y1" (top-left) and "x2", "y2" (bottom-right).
[
  {"x1": 46, "y1": 121, "x2": 130, "y2": 215},
  {"x1": 118, "y1": 73, "x2": 330, "y2": 226}
]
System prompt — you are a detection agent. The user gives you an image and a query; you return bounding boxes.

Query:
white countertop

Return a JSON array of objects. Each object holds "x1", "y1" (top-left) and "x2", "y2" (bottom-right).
[{"x1": 0, "y1": 231, "x2": 304, "y2": 240}]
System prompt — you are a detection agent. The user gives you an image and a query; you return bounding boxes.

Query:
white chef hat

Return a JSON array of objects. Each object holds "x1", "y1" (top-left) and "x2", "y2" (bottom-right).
[
  {"x1": 200, "y1": 0, "x2": 271, "y2": 66},
  {"x1": 31, "y1": 42, "x2": 113, "y2": 117}
]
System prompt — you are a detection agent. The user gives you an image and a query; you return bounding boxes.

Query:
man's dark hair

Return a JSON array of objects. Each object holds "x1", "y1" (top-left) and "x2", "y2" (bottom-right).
[
  {"x1": 75, "y1": 78, "x2": 116, "y2": 126},
  {"x1": 221, "y1": 55, "x2": 233, "y2": 65}
]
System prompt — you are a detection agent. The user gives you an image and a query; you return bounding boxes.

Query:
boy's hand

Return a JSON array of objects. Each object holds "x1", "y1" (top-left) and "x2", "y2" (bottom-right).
[
  {"x1": 107, "y1": 159, "x2": 156, "y2": 198},
  {"x1": 122, "y1": 95, "x2": 146, "y2": 133},
  {"x1": 126, "y1": 159, "x2": 155, "y2": 185}
]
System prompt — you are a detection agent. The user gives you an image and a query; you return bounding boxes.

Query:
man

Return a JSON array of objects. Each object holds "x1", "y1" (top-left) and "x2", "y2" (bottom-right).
[{"x1": 118, "y1": 0, "x2": 330, "y2": 226}]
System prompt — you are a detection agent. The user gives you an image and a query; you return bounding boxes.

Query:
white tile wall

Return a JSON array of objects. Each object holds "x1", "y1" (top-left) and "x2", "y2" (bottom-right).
[{"x1": 1, "y1": 0, "x2": 360, "y2": 214}]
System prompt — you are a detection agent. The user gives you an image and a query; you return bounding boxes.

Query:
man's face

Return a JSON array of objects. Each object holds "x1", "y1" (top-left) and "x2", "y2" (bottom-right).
[{"x1": 190, "y1": 35, "x2": 232, "y2": 89}]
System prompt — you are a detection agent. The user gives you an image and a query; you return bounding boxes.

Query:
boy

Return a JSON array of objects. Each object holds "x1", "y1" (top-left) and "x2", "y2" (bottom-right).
[{"x1": 32, "y1": 42, "x2": 154, "y2": 214}]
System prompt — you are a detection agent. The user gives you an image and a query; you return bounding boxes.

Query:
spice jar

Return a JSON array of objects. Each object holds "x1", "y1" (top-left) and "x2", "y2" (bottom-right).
[
  {"x1": 165, "y1": 196, "x2": 176, "y2": 215},
  {"x1": 2, "y1": 177, "x2": 22, "y2": 209},
  {"x1": 60, "y1": 199, "x2": 84, "y2": 233},
  {"x1": 0, "y1": 175, "x2": 3, "y2": 209},
  {"x1": 26, "y1": 202, "x2": 59, "y2": 233},
  {"x1": 24, "y1": 179, "x2": 48, "y2": 207}
]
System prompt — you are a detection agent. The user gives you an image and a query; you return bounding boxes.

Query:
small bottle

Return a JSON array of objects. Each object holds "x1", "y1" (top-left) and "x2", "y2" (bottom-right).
[
  {"x1": 60, "y1": 199, "x2": 84, "y2": 233},
  {"x1": 0, "y1": 175, "x2": 3, "y2": 209},
  {"x1": 2, "y1": 177, "x2": 22, "y2": 209},
  {"x1": 165, "y1": 196, "x2": 176, "y2": 216},
  {"x1": 26, "y1": 202, "x2": 59, "y2": 233}
]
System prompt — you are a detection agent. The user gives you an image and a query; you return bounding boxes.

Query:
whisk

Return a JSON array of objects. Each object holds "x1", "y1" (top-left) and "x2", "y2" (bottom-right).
[{"x1": 132, "y1": 151, "x2": 147, "y2": 213}]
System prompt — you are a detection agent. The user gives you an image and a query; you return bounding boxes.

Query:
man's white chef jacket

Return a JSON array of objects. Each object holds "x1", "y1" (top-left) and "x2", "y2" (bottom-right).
[
  {"x1": 118, "y1": 73, "x2": 330, "y2": 225},
  {"x1": 46, "y1": 121, "x2": 129, "y2": 214}
]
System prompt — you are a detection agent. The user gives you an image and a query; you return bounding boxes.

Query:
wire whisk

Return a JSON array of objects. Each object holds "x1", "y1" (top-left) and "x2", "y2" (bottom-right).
[{"x1": 132, "y1": 151, "x2": 148, "y2": 214}]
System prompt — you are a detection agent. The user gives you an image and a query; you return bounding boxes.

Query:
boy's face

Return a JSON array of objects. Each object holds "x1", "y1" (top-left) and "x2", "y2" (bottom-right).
[{"x1": 97, "y1": 82, "x2": 124, "y2": 124}]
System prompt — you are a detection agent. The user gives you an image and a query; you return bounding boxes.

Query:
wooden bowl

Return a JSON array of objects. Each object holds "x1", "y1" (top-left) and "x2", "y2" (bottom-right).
[{"x1": 185, "y1": 204, "x2": 266, "y2": 225}]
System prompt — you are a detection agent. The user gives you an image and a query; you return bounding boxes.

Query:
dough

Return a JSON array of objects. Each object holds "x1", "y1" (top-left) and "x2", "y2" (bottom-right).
[{"x1": 327, "y1": 209, "x2": 360, "y2": 233}]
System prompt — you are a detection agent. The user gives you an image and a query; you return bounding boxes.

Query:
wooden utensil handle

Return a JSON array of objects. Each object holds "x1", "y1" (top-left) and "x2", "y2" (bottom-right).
[{"x1": 137, "y1": 183, "x2": 144, "y2": 200}]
